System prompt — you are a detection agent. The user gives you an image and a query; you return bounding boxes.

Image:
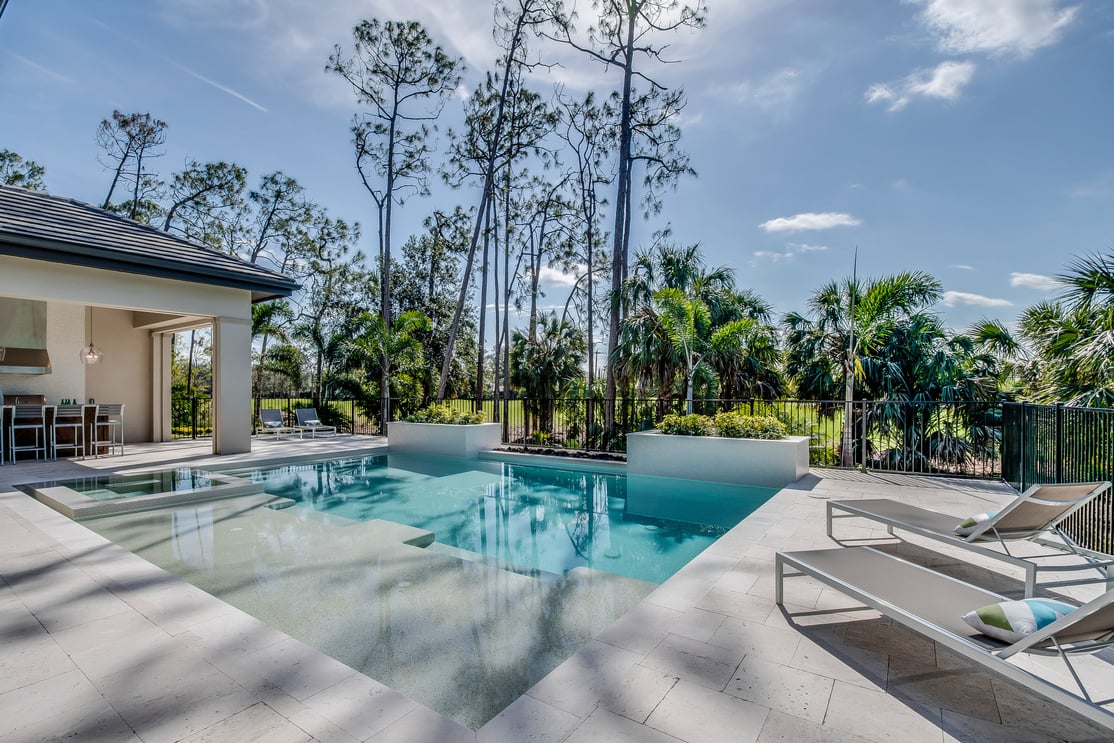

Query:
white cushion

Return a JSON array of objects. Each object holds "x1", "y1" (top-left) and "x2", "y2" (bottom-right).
[
  {"x1": 962, "y1": 598, "x2": 1074, "y2": 644},
  {"x1": 954, "y1": 511, "x2": 996, "y2": 536},
  {"x1": 305, "y1": 419, "x2": 321, "y2": 426},
  {"x1": 263, "y1": 420, "x2": 282, "y2": 429}
]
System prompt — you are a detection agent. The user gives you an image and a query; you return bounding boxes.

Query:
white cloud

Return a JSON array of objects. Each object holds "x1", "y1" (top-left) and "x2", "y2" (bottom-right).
[
  {"x1": 720, "y1": 67, "x2": 804, "y2": 112},
  {"x1": 538, "y1": 265, "x2": 580, "y2": 288},
  {"x1": 917, "y1": 0, "x2": 1078, "y2": 57},
  {"x1": 942, "y1": 290, "x2": 1013, "y2": 308},
  {"x1": 759, "y1": 212, "x2": 862, "y2": 233},
  {"x1": 753, "y1": 243, "x2": 829, "y2": 263},
  {"x1": 1010, "y1": 272, "x2": 1061, "y2": 291},
  {"x1": 866, "y1": 60, "x2": 975, "y2": 112},
  {"x1": 11, "y1": 53, "x2": 75, "y2": 85},
  {"x1": 950, "y1": 264, "x2": 975, "y2": 271},
  {"x1": 171, "y1": 62, "x2": 269, "y2": 112}
]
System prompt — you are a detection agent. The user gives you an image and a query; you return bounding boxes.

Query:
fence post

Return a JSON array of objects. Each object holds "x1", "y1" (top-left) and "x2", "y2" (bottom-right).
[
  {"x1": 1055, "y1": 402, "x2": 1064, "y2": 484},
  {"x1": 191, "y1": 397, "x2": 198, "y2": 440}
]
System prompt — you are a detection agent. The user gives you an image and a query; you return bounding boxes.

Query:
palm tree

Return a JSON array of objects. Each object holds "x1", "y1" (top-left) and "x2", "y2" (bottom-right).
[
  {"x1": 653, "y1": 288, "x2": 760, "y2": 414},
  {"x1": 351, "y1": 310, "x2": 432, "y2": 422},
  {"x1": 1010, "y1": 253, "x2": 1114, "y2": 407},
  {"x1": 783, "y1": 271, "x2": 942, "y2": 466},
  {"x1": 615, "y1": 242, "x2": 781, "y2": 408},
  {"x1": 251, "y1": 300, "x2": 295, "y2": 396},
  {"x1": 510, "y1": 314, "x2": 586, "y2": 437}
]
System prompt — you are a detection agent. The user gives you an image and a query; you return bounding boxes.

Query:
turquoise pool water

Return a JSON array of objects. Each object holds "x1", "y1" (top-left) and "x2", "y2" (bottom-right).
[
  {"x1": 225, "y1": 453, "x2": 776, "y2": 584},
  {"x1": 84, "y1": 453, "x2": 776, "y2": 728}
]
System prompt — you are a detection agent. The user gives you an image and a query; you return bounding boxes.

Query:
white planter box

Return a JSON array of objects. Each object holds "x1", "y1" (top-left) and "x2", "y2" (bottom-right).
[
  {"x1": 387, "y1": 421, "x2": 502, "y2": 458},
  {"x1": 626, "y1": 430, "x2": 810, "y2": 488}
]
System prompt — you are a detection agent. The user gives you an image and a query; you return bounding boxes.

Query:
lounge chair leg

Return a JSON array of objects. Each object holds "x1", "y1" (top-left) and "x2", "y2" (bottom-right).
[
  {"x1": 1025, "y1": 567, "x2": 1037, "y2": 599},
  {"x1": 825, "y1": 503, "x2": 834, "y2": 538},
  {"x1": 1053, "y1": 638, "x2": 1095, "y2": 703},
  {"x1": 775, "y1": 555, "x2": 785, "y2": 605}
]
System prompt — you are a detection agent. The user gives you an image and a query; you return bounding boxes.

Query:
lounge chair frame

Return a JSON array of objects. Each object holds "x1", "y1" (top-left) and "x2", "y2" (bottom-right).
[
  {"x1": 257, "y1": 408, "x2": 299, "y2": 439},
  {"x1": 827, "y1": 482, "x2": 1114, "y2": 597},
  {"x1": 776, "y1": 546, "x2": 1114, "y2": 730},
  {"x1": 295, "y1": 408, "x2": 336, "y2": 438}
]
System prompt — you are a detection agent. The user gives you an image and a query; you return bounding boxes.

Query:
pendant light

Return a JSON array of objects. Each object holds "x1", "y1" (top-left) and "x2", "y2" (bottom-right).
[{"x1": 81, "y1": 306, "x2": 103, "y2": 365}]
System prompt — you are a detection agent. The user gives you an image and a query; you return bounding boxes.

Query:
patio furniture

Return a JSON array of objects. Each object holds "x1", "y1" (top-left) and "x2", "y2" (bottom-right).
[
  {"x1": 257, "y1": 408, "x2": 299, "y2": 439},
  {"x1": 295, "y1": 408, "x2": 336, "y2": 438},
  {"x1": 776, "y1": 546, "x2": 1114, "y2": 730},
  {"x1": 52, "y1": 404, "x2": 88, "y2": 460},
  {"x1": 92, "y1": 403, "x2": 125, "y2": 457},
  {"x1": 826, "y1": 482, "x2": 1114, "y2": 597},
  {"x1": 11, "y1": 405, "x2": 49, "y2": 461}
]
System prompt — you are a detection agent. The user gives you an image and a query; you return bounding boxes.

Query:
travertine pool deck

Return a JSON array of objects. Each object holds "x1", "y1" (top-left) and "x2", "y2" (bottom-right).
[{"x1": 1, "y1": 439, "x2": 1112, "y2": 742}]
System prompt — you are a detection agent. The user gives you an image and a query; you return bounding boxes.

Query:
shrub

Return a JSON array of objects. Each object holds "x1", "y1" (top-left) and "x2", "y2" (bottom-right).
[
  {"x1": 713, "y1": 413, "x2": 786, "y2": 440},
  {"x1": 658, "y1": 413, "x2": 714, "y2": 436},
  {"x1": 404, "y1": 404, "x2": 485, "y2": 425}
]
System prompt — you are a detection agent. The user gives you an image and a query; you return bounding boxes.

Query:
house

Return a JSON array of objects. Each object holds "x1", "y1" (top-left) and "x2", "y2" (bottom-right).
[{"x1": 0, "y1": 184, "x2": 299, "y2": 454}]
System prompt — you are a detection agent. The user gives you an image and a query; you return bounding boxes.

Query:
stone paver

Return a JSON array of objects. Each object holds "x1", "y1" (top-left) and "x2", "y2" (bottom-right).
[{"x1": 1, "y1": 441, "x2": 1112, "y2": 741}]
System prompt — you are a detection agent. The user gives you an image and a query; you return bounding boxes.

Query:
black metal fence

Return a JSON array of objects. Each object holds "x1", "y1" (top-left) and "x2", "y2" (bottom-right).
[
  {"x1": 172, "y1": 396, "x2": 399, "y2": 439},
  {"x1": 171, "y1": 396, "x2": 212, "y2": 439},
  {"x1": 443, "y1": 397, "x2": 1003, "y2": 478},
  {"x1": 1002, "y1": 402, "x2": 1114, "y2": 553}
]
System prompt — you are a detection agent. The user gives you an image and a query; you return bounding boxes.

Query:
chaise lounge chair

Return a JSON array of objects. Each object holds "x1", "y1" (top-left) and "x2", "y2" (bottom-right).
[
  {"x1": 295, "y1": 408, "x2": 336, "y2": 438},
  {"x1": 826, "y1": 482, "x2": 1113, "y2": 597},
  {"x1": 257, "y1": 408, "x2": 299, "y2": 439},
  {"x1": 776, "y1": 546, "x2": 1114, "y2": 730}
]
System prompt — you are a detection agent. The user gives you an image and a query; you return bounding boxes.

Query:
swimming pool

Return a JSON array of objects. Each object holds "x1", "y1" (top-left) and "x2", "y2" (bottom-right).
[{"x1": 83, "y1": 453, "x2": 776, "y2": 728}]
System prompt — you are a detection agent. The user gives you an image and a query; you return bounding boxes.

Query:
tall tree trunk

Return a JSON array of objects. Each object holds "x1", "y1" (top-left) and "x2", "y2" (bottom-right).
[
  {"x1": 438, "y1": 5, "x2": 532, "y2": 401},
  {"x1": 475, "y1": 204, "x2": 491, "y2": 413},
  {"x1": 381, "y1": 113, "x2": 397, "y2": 427},
  {"x1": 604, "y1": 22, "x2": 638, "y2": 435},
  {"x1": 841, "y1": 363, "x2": 855, "y2": 467},
  {"x1": 186, "y1": 330, "x2": 196, "y2": 396}
]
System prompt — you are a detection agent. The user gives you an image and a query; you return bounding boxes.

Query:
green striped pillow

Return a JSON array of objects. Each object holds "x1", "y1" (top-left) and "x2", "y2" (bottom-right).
[{"x1": 962, "y1": 598, "x2": 1074, "y2": 643}]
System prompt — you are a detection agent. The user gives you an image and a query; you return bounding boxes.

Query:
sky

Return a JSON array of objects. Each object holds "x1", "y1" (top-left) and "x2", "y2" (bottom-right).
[{"x1": 1, "y1": 0, "x2": 1113, "y2": 334}]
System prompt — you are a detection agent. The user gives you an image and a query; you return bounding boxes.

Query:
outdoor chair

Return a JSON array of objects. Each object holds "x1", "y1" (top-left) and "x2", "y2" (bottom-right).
[
  {"x1": 257, "y1": 408, "x2": 298, "y2": 439},
  {"x1": 295, "y1": 408, "x2": 336, "y2": 438},
  {"x1": 52, "y1": 404, "x2": 88, "y2": 460},
  {"x1": 776, "y1": 546, "x2": 1114, "y2": 731},
  {"x1": 92, "y1": 403, "x2": 125, "y2": 457},
  {"x1": 11, "y1": 405, "x2": 49, "y2": 462},
  {"x1": 826, "y1": 482, "x2": 1114, "y2": 597}
]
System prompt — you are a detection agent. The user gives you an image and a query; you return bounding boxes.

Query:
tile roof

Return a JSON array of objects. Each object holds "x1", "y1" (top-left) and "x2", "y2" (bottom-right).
[{"x1": 0, "y1": 185, "x2": 299, "y2": 302}]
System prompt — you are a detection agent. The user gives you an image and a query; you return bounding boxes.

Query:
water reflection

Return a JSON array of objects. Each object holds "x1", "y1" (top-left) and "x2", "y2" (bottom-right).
[
  {"x1": 229, "y1": 454, "x2": 773, "y2": 584},
  {"x1": 87, "y1": 494, "x2": 652, "y2": 728}
]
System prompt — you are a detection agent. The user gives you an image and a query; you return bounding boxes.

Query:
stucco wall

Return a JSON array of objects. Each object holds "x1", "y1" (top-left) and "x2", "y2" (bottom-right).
[
  {"x1": 0, "y1": 300, "x2": 85, "y2": 405},
  {"x1": 85, "y1": 307, "x2": 153, "y2": 444}
]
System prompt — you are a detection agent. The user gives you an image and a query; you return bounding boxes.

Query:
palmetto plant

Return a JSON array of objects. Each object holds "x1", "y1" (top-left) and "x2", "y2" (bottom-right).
[
  {"x1": 1011, "y1": 253, "x2": 1114, "y2": 408},
  {"x1": 615, "y1": 243, "x2": 780, "y2": 407},
  {"x1": 654, "y1": 288, "x2": 757, "y2": 415},
  {"x1": 510, "y1": 314, "x2": 586, "y2": 435}
]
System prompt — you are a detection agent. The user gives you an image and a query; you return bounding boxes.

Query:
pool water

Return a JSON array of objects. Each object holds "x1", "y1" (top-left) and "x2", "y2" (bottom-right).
[
  {"x1": 84, "y1": 453, "x2": 776, "y2": 728},
  {"x1": 226, "y1": 453, "x2": 776, "y2": 584}
]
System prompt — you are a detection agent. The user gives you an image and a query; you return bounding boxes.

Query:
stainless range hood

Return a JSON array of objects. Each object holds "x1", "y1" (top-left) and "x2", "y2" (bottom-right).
[{"x1": 0, "y1": 346, "x2": 52, "y2": 374}]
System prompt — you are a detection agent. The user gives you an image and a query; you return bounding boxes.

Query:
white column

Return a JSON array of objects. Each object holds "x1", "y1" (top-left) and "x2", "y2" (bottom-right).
[
  {"x1": 150, "y1": 333, "x2": 173, "y2": 442},
  {"x1": 211, "y1": 316, "x2": 252, "y2": 454}
]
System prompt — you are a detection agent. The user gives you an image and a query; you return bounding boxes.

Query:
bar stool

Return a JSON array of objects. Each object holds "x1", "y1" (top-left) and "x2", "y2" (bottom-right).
[
  {"x1": 92, "y1": 403, "x2": 125, "y2": 457},
  {"x1": 52, "y1": 404, "x2": 87, "y2": 460},
  {"x1": 12, "y1": 405, "x2": 49, "y2": 462}
]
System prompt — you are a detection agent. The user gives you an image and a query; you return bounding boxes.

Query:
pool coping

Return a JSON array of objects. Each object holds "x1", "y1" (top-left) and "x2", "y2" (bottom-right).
[{"x1": 20, "y1": 474, "x2": 263, "y2": 520}]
